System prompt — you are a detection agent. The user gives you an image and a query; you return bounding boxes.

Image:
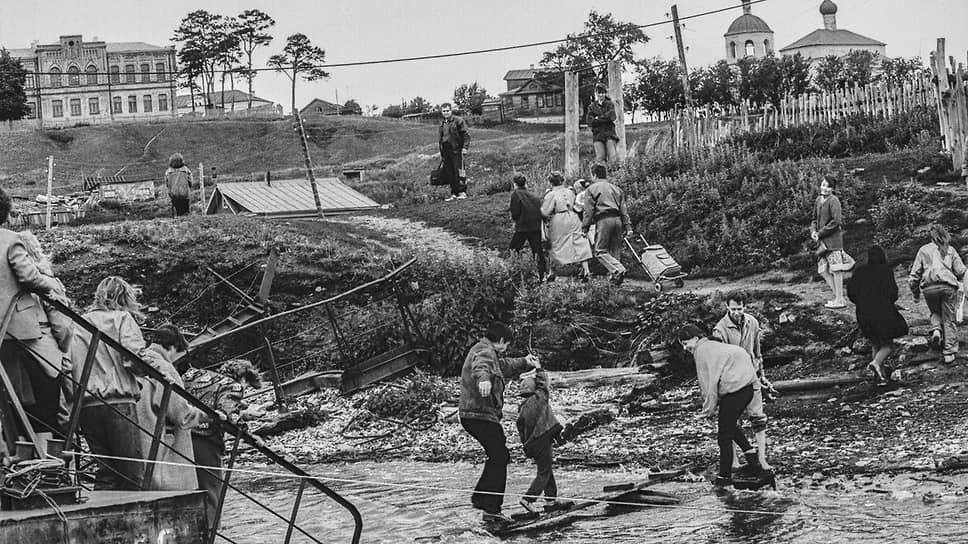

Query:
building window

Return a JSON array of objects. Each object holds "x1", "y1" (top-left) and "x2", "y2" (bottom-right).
[
  {"x1": 141, "y1": 63, "x2": 151, "y2": 83},
  {"x1": 25, "y1": 73, "x2": 34, "y2": 88},
  {"x1": 89, "y1": 97, "x2": 100, "y2": 114},
  {"x1": 521, "y1": 95, "x2": 529, "y2": 109},
  {"x1": 26, "y1": 102, "x2": 36, "y2": 119},
  {"x1": 764, "y1": 39, "x2": 771, "y2": 54},
  {"x1": 52, "y1": 100, "x2": 63, "y2": 117},
  {"x1": 110, "y1": 66, "x2": 120, "y2": 83},
  {"x1": 86, "y1": 65, "x2": 98, "y2": 85},
  {"x1": 112, "y1": 96, "x2": 122, "y2": 113},
  {"x1": 546, "y1": 94, "x2": 555, "y2": 108},
  {"x1": 128, "y1": 95, "x2": 137, "y2": 113},
  {"x1": 536, "y1": 95, "x2": 544, "y2": 108},
  {"x1": 143, "y1": 95, "x2": 152, "y2": 112},
  {"x1": 158, "y1": 94, "x2": 168, "y2": 111},
  {"x1": 730, "y1": 42, "x2": 737, "y2": 59},
  {"x1": 68, "y1": 66, "x2": 80, "y2": 86},
  {"x1": 745, "y1": 40, "x2": 755, "y2": 57},
  {"x1": 554, "y1": 93, "x2": 563, "y2": 107},
  {"x1": 156, "y1": 62, "x2": 166, "y2": 82},
  {"x1": 70, "y1": 98, "x2": 81, "y2": 116},
  {"x1": 125, "y1": 65, "x2": 135, "y2": 83},
  {"x1": 49, "y1": 67, "x2": 62, "y2": 88}
]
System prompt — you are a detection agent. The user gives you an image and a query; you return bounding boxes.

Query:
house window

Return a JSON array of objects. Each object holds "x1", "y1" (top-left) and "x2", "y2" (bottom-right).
[
  {"x1": 745, "y1": 40, "x2": 755, "y2": 57},
  {"x1": 158, "y1": 94, "x2": 168, "y2": 111},
  {"x1": 521, "y1": 96, "x2": 529, "y2": 109},
  {"x1": 125, "y1": 65, "x2": 135, "y2": 83},
  {"x1": 49, "y1": 67, "x2": 62, "y2": 88},
  {"x1": 112, "y1": 96, "x2": 122, "y2": 113},
  {"x1": 546, "y1": 94, "x2": 555, "y2": 108},
  {"x1": 51, "y1": 100, "x2": 63, "y2": 117},
  {"x1": 730, "y1": 42, "x2": 737, "y2": 59},
  {"x1": 25, "y1": 73, "x2": 34, "y2": 88},
  {"x1": 143, "y1": 95, "x2": 152, "y2": 112},
  {"x1": 156, "y1": 62, "x2": 166, "y2": 82},
  {"x1": 89, "y1": 97, "x2": 100, "y2": 114},
  {"x1": 536, "y1": 95, "x2": 544, "y2": 108},
  {"x1": 70, "y1": 98, "x2": 81, "y2": 116},
  {"x1": 141, "y1": 63, "x2": 151, "y2": 82},
  {"x1": 86, "y1": 65, "x2": 98, "y2": 85},
  {"x1": 68, "y1": 66, "x2": 80, "y2": 86},
  {"x1": 764, "y1": 39, "x2": 771, "y2": 54},
  {"x1": 554, "y1": 93, "x2": 563, "y2": 107},
  {"x1": 110, "y1": 66, "x2": 120, "y2": 83},
  {"x1": 26, "y1": 102, "x2": 36, "y2": 119},
  {"x1": 128, "y1": 95, "x2": 137, "y2": 113}
]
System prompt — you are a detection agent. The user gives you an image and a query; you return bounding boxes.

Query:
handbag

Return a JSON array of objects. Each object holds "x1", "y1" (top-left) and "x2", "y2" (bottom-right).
[{"x1": 429, "y1": 160, "x2": 447, "y2": 186}]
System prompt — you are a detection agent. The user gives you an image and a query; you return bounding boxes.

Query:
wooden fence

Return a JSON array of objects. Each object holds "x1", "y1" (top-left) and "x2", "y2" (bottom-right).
[
  {"x1": 929, "y1": 38, "x2": 968, "y2": 176},
  {"x1": 670, "y1": 76, "x2": 934, "y2": 150}
]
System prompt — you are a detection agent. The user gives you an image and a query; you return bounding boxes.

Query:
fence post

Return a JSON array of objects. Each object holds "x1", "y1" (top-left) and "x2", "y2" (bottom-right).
[
  {"x1": 607, "y1": 60, "x2": 627, "y2": 161},
  {"x1": 564, "y1": 71, "x2": 580, "y2": 178}
]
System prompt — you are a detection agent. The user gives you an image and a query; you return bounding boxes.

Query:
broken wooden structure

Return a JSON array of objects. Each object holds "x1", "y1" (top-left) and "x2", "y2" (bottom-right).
[
  {"x1": 928, "y1": 38, "x2": 968, "y2": 178},
  {"x1": 490, "y1": 465, "x2": 689, "y2": 536}
]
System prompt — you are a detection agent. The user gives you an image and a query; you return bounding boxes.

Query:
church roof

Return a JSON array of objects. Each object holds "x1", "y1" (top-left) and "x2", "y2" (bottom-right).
[
  {"x1": 724, "y1": 13, "x2": 773, "y2": 36},
  {"x1": 780, "y1": 28, "x2": 885, "y2": 52}
]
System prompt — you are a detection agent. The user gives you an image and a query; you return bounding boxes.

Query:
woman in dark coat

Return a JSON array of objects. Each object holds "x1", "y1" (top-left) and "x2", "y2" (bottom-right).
[{"x1": 846, "y1": 245, "x2": 908, "y2": 385}]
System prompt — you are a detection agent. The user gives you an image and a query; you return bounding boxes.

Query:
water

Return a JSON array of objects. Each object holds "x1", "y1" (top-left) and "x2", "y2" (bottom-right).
[{"x1": 217, "y1": 461, "x2": 968, "y2": 543}]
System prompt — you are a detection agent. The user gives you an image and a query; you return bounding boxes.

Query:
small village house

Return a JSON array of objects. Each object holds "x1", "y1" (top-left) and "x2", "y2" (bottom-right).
[
  {"x1": 175, "y1": 90, "x2": 277, "y2": 117},
  {"x1": 499, "y1": 65, "x2": 564, "y2": 121},
  {"x1": 300, "y1": 98, "x2": 362, "y2": 117}
]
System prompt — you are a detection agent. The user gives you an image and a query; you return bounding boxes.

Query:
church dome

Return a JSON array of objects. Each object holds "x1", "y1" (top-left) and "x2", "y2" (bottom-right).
[
  {"x1": 820, "y1": 0, "x2": 838, "y2": 15},
  {"x1": 724, "y1": 14, "x2": 773, "y2": 36}
]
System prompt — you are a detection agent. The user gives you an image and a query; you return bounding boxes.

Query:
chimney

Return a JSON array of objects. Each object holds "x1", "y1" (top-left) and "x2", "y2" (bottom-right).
[
  {"x1": 742, "y1": 0, "x2": 751, "y2": 14},
  {"x1": 30, "y1": 40, "x2": 39, "y2": 48},
  {"x1": 529, "y1": 64, "x2": 534, "y2": 69}
]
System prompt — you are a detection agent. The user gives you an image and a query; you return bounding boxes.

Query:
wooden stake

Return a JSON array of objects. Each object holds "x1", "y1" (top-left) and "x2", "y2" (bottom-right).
[
  {"x1": 294, "y1": 112, "x2": 325, "y2": 219},
  {"x1": 564, "y1": 71, "x2": 579, "y2": 177},
  {"x1": 671, "y1": 5, "x2": 695, "y2": 147},
  {"x1": 45, "y1": 155, "x2": 53, "y2": 230},
  {"x1": 607, "y1": 60, "x2": 627, "y2": 161}
]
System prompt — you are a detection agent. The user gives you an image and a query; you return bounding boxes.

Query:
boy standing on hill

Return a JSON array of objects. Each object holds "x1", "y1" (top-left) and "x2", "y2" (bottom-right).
[
  {"x1": 164, "y1": 153, "x2": 194, "y2": 217},
  {"x1": 439, "y1": 103, "x2": 470, "y2": 202},
  {"x1": 459, "y1": 321, "x2": 539, "y2": 524},
  {"x1": 516, "y1": 367, "x2": 565, "y2": 514}
]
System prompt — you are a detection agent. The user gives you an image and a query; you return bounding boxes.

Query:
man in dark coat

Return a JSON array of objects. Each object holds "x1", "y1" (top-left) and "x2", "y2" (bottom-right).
[
  {"x1": 164, "y1": 153, "x2": 193, "y2": 217},
  {"x1": 439, "y1": 103, "x2": 470, "y2": 201},
  {"x1": 585, "y1": 84, "x2": 619, "y2": 163},
  {"x1": 509, "y1": 175, "x2": 548, "y2": 281}
]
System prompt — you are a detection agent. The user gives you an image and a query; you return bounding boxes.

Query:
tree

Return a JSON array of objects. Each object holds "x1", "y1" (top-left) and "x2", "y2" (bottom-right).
[
  {"x1": 172, "y1": 10, "x2": 225, "y2": 102},
  {"x1": 268, "y1": 33, "x2": 329, "y2": 115},
  {"x1": 777, "y1": 53, "x2": 812, "y2": 98},
  {"x1": 813, "y1": 55, "x2": 846, "y2": 92},
  {"x1": 234, "y1": 9, "x2": 275, "y2": 109},
  {"x1": 402, "y1": 96, "x2": 431, "y2": 115},
  {"x1": 628, "y1": 57, "x2": 684, "y2": 115},
  {"x1": 843, "y1": 50, "x2": 879, "y2": 88},
  {"x1": 176, "y1": 48, "x2": 205, "y2": 112},
  {"x1": 691, "y1": 60, "x2": 736, "y2": 109},
  {"x1": 381, "y1": 104, "x2": 404, "y2": 118},
  {"x1": 341, "y1": 99, "x2": 362, "y2": 115},
  {"x1": 365, "y1": 104, "x2": 379, "y2": 117},
  {"x1": 0, "y1": 49, "x2": 29, "y2": 122},
  {"x1": 453, "y1": 82, "x2": 489, "y2": 115},
  {"x1": 878, "y1": 56, "x2": 924, "y2": 86},
  {"x1": 212, "y1": 18, "x2": 242, "y2": 110}
]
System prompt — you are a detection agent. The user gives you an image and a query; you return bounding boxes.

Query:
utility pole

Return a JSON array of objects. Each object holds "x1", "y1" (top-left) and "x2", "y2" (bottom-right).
[
  {"x1": 45, "y1": 155, "x2": 54, "y2": 229},
  {"x1": 564, "y1": 71, "x2": 580, "y2": 178},
  {"x1": 294, "y1": 112, "x2": 325, "y2": 218},
  {"x1": 671, "y1": 5, "x2": 695, "y2": 147}
]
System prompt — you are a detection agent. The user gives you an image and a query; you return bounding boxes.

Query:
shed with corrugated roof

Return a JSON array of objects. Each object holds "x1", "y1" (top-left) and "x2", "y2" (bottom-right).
[{"x1": 205, "y1": 178, "x2": 379, "y2": 218}]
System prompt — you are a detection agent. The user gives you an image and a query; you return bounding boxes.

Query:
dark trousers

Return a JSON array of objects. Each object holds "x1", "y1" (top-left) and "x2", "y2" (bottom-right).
[
  {"x1": 171, "y1": 195, "x2": 190, "y2": 216},
  {"x1": 79, "y1": 403, "x2": 146, "y2": 490},
  {"x1": 461, "y1": 418, "x2": 510, "y2": 514},
  {"x1": 440, "y1": 144, "x2": 466, "y2": 195},
  {"x1": 509, "y1": 230, "x2": 548, "y2": 278},
  {"x1": 718, "y1": 384, "x2": 754, "y2": 479},
  {"x1": 193, "y1": 435, "x2": 224, "y2": 531},
  {"x1": 22, "y1": 361, "x2": 62, "y2": 437},
  {"x1": 923, "y1": 284, "x2": 959, "y2": 356},
  {"x1": 523, "y1": 436, "x2": 557, "y2": 501}
]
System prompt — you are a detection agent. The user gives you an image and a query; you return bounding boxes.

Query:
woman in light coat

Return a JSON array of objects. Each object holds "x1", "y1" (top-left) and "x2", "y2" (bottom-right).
[{"x1": 541, "y1": 172, "x2": 592, "y2": 281}]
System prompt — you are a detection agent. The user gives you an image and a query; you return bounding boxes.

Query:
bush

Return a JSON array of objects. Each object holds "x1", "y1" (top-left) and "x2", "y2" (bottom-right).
[{"x1": 44, "y1": 130, "x2": 74, "y2": 145}]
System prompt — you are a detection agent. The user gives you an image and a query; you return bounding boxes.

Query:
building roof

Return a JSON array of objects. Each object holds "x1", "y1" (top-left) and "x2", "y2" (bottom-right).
[
  {"x1": 208, "y1": 178, "x2": 379, "y2": 217},
  {"x1": 780, "y1": 28, "x2": 885, "y2": 52},
  {"x1": 300, "y1": 98, "x2": 341, "y2": 115},
  {"x1": 5, "y1": 48, "x2": 36, "y2": 59},
  {"x1": 504, "y1": 68, "x2": 540, "y2": 81},
  {"x1": 174, "y1": 90, "x2": 272, "y2": 109},
  {"x1": 105, "y1": 42, "x2": 170, "y2": 53},
  {"x1": 499, "y1": 79, "x2": 562, "y2": 97},
  {"x1": 724, "y1": 13, "x2": 773, "y2": 36}
]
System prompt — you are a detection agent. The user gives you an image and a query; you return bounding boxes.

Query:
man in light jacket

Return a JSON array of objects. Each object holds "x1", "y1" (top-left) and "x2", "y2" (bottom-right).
[
  {"x1": 581, "y1": 165, "x2": 631, "y2": 285},
  {"x1": 459, "y1": 321, "x2": 539, "y2": 524},
  {"x1": 677, "y1": 324, "x2": 761, "y2": 488}
]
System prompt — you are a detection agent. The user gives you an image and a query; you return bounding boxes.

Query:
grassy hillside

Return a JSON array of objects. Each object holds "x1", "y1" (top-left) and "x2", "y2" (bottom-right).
[{"x1": 0, "y1": 116, "x2": 670, "y2": 201}]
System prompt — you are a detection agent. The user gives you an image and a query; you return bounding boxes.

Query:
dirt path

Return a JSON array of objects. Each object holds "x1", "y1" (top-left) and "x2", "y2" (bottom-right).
[{"x1": 336, "y1": 214, "x2": 489, "y2": 262}]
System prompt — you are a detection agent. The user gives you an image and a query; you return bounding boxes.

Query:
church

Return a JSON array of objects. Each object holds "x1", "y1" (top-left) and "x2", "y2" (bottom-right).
[{"x1": 724, "y1": 0, "x2": 885, "y2": 64}]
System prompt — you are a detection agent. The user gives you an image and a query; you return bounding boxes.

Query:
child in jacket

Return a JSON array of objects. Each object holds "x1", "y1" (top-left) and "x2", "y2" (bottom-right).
[{"x1": 516, "y1": 368, "x2": 564, "y2": 514}]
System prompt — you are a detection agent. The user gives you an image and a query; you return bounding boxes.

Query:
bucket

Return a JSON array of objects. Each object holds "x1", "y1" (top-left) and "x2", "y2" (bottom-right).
[
  {"x1": 46, "y1": 438, "x2": 66, "y2": 458},
  {"x1": 15, "y1": 441, "x2": 36, "y2": 460}
]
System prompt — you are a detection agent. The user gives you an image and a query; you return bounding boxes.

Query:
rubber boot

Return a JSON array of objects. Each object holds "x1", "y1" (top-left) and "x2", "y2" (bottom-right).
[{"x1": 738, "y1": 451, "x2": 764, "y2": 477}]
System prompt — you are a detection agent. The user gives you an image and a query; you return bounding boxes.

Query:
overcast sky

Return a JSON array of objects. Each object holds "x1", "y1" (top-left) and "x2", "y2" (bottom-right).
[{"x1": 1, "y1": 0, "x2": 965, "y2": 111}]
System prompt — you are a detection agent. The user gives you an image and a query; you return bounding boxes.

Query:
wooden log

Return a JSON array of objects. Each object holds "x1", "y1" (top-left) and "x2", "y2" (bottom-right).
[
  {"x1": 548, "y1": 367, "x2": 658, "y2": 390},
  {"x1": 772, "y1": 374, "x2": 868, "y2": 393},
  {"x1": 564, "y1": 71, "x2": 580, "y2": 177},
  {"x1": 607, "y1": 60, "x2": 627, "y2": 161}
]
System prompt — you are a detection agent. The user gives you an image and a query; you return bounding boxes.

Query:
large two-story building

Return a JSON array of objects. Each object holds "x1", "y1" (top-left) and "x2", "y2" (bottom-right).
[{"x1": 6, "y1": 35, "x2": 177, "y2": 128}]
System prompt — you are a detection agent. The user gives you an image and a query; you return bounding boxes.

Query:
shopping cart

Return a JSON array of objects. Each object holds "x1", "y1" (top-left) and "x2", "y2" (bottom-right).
[{"x1": 624, "y1": 233, "x2": 687, "y2": 293}]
